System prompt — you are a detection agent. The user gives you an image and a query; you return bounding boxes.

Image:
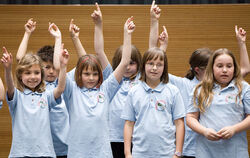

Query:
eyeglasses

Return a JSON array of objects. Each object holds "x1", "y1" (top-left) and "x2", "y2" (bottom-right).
[{"x1": 146, "y1": 62, "x2": 164, "y2": 68}]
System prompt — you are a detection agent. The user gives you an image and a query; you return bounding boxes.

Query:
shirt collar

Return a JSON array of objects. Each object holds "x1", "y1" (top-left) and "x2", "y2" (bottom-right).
[
  {"x1": 80, "y1": 86, "x2": 98, "y2": 93},
  {"x1": 45, "y1": 79, "x2": 58, "y2": 86},
  {"x1": 141, "y1": 81, "x2": 165, "y2": 93},
  {"x1": 23, "y1": 88, "x2": 43, "y2": 95},
  {"x1": 213, "y1": 79, "x2": 236, "y2": 90}
]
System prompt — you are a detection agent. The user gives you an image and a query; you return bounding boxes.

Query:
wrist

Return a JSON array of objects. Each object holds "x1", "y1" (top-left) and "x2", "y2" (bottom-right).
[{"x1": 174, "y1": 151, "x2": 182, "y2": 157}]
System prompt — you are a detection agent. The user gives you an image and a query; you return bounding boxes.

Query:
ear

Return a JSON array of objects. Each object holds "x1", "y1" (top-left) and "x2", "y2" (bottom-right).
[{"x1": 194, "y1": 67, "x2": 200, "y2": 75}]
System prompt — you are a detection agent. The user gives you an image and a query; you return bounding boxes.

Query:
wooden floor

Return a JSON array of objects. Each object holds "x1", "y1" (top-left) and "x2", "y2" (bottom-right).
[{"x1": 0, "y1": 4, "x2": 250, "y2": 157}]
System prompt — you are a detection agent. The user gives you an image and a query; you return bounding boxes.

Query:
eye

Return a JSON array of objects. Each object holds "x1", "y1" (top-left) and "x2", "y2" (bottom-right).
[
  {"x1": 93, "y1": 72, "x2": 99, "y2": 76},
  {"x1": 156, "y1": 63, "x2": 163, "y2": 67},
  {"x1": 130, "y1": 61, "x2": 136, "y2": 65},
  {"x1": 34, "y1": 71, "x2": 41, "y2": 75}
]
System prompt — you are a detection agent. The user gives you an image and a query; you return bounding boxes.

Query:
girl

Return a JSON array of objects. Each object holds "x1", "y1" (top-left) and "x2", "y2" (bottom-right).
[
  {"x1": 91, "y1": 2, "x2": 163, "y2": 157},
  {"x1": 121, "y1": 47, "x2": 185, "y2": 158},
  {"x1": 0, "y1": 77, "x2": 4, "y2": 109},
  {"x1": 158, "y1": 25, "x2": 249, "y2": 158},
  {"x1": 186, "y1": 48, "x2": 250, "y2": 158},
  {"x1": 1, "y1": 46, "x2": 69, "y2": 157},
  {"x1": 61, "y1": 17, "x2": 135, "y2": 157}
]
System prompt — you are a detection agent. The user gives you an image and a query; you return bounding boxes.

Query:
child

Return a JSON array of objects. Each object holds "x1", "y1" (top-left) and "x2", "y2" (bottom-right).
[
  {"x1": 121, "y1": 47, "x2": 185, "y2": 158},
  {"x1": 16, "y1": 19, "x2": 70, "y2": 157},
  {"x1": 1, "y1": 46, "x2": 69, "y2": 157},
  {"x1": 0, "y1": 77, "x2": 4, "y2": 108},
  {"x1": 157, "y1": 25, "x2": 249, "y2": 158},
  {"x1": 186, "y1": 48, "x2": 250, "y2": 158},
  {"x1": 59, "y1": 17, "x2": 135, "y2": 157},
  {"x1": 91, "y1": 2, "x2": 163, "y2": 157}
]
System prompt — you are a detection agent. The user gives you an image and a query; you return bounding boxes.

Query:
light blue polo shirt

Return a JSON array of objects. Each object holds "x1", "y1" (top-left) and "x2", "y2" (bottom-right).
[
  {"x1": 0, "y1": 101, "x2": 2, "y2": 109},
  {"x1": 46, "y1": 80, "x2": 69, "y2": 156},
  {"x1": 102, "y1": 64, "x2": 140, "y2": 142},
  {"x1": 169, "y1": 74, "x2": 199, "y2": 156},
  {"x1": 187, "y1": 80, "x2": 250, "y2": 158},
  {"x1": 121, "y1": 81, "x2": 185, "y2": 158},
  {"x1": 63, "y1": 73, "x2": 120, "y2": 158},
  {"x1": 7, "y1": 88, "x2": 61, "y2": 157}
]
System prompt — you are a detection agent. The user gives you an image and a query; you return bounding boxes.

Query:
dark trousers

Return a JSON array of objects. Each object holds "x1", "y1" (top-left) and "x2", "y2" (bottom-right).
[
  {"x1": 111, "y1": 142, "x2": 125, "y2": 158},
  {"x1": 182, "y1": 156, "x2": 195, "y2": 158},
  {"x1": 57, "y1": 156, "x2": 67, "y2": 158}
]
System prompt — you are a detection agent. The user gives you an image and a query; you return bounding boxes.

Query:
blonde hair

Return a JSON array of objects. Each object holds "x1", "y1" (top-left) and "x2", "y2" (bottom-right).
[
  {"x1": 16, "y1": 53, "x2": 45, "y2": 93},
  {"x1": 75, "y1": 54, "x2": 103, "y2": 88},
  {"x1": 193, "y1": 48, "x2": 243, "y2": 113},
  {"x1": 140, "y1": 47, "x2": 169, "y2": 83}
]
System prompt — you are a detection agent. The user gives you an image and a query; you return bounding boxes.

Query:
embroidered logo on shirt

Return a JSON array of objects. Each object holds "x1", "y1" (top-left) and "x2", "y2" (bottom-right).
[
  {"x1": 38, "y1": 98, "x2": 47, "y2": 109},
  {"x1": 225, "y1": 94, "x2": 237, "y2": 103},
  {"x1": 155, "y1": 100, "x2": 166, "y2": 111},
  {"x1": 129, "y1": 80, "x2": 138, "y2": 88},
  {"x1": 97, "y1": 93, "x2": 105, "y2": 103}
]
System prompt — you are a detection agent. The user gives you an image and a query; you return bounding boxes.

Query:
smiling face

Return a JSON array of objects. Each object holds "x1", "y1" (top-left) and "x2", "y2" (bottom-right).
[
  {"x1": 21, "y1": 64, "x2": 42, "y2": 91},
  {"x1": 213, "y1": 54, "x2": 234, "y2": 88}
]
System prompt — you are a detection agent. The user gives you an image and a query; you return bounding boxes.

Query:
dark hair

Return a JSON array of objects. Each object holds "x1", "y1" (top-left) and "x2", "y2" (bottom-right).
[
  {"x1": 112, "y1": 45, "x2": 142, "y2": 80},
  {"x1": 140, "y1": 47, "x2": 169, "y2": 83},
  {"x1": 75, "y1": 54, "x2": 103, "y2": 88},
  {"x1": 185, "y1": 48, "x2": 212, "y2": 80},
  {"x1": 37, "y1": 45, "x2": 54, "y2": 63}
]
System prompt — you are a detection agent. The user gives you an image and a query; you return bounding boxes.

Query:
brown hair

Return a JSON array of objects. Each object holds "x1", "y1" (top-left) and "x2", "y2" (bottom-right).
[
  {"x1": 112, "y1": 45, "x2": 142, "y2": 80},
  {"x1": 140, "y1": 47, "x2": 169, "y2": 83},
  {"x1": 75, "y1": 54, "x2": 103, "y2": 88},
  {"x1": 193, "y1": 48, "x2": 243, "y2": 113},
  {"x1": 37, "y1": 45, "x2": 54, "y2": 63},
  {"x1": 185, "y1": 48, "x2": 212, "y2": 80},
  {"x1": 16, "y1": 53, "x2": 45, "y2": 92}
]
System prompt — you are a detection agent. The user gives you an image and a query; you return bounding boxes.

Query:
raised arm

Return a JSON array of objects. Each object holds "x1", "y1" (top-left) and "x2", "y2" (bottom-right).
[
  {"x1": 113, "y1": 17, "x2": 135, "y2": 83},
  {"x1": 124, "y1": 120, "x2": 135, "y2": 158},
  {"x1": 159, "y1": 26, "x2": 168, "y2": 52},
  {"x1": 0, "y1": 77, "x2": 4, "y2": 101},
  {"x1": 149, "y1": 0, "x2": 161, "y2": 49},
  {"x1": 49, "y1": 22, "x2": 62, "y2": 70},
  {"x1": 91, "y1": 2, "x2": 109, "y2": 69},
  {"x1": 16, "y1": 18, "x2": 36, "y2": 62},
  {"x1": 53, "y1": 46, "x2": 69, "y2": 99},
  {"x1": 1, "y1": 47, "x2": 14, "y2": 100},
  {"x1": 69, "y1": 19, "x2": 87, "y2": 57},
  {"x1": 235, "y1": 25, "x2": 250, "y2": 77}
]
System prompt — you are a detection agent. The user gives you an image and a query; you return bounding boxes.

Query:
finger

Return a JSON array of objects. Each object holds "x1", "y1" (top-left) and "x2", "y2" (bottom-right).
[
  {"x1": 70, "y1": 19, "x2": 74, "y2": 25},
  {"x1": 235, "y1": 25, "x2": 238, "y2": 34},
  {"x1": 95, "y1": 2, "x2": 100, "y2": 11},
  {"x1": 151, "y1": 0, "x2": 155, "y2": 10},
  {"x1": 2, "y1": 47, "x2": 7, "y2": 54},
  {"x1": 61, "y1": 43, "x2": 64, "y2": 50}
]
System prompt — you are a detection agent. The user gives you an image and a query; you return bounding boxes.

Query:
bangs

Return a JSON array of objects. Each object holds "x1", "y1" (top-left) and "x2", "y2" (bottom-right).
[{"x1": 146, "y1": 50, "x2": 164, "y2": 61}]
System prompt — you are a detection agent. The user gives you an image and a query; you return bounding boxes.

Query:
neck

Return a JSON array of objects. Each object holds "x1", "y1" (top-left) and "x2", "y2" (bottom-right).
[{"x1": 146, "y1": 79, "x2": 161, "y2": 89}]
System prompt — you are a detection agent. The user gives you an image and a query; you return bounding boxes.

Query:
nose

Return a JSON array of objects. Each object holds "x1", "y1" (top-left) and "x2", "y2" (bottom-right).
[
  {"x1": 126, "y1": 65, "x2": 130, "y2": 70},
  {"x1": 152, "y1": 64, "x2": 157, "y2": 70},
  {"x1": 89, "y1": 74, "x2": 94, "y2": 80},
  {"x1": 222, "y1": 66, "x2": 227, "y2": 72},
  {"x1": 49, "y1": 67, "x2": 54, "y2": 73}
]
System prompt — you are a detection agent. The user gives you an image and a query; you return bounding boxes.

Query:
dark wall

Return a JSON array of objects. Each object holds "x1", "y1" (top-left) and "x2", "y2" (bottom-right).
[{"x1": 1, "y1": 0, "x2": 250, "y2": 4}]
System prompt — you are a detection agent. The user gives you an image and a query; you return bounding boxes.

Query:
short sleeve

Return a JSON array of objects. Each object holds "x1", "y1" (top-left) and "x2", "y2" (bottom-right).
[
  {"x1": 67, "y1": 67, "x2": 76, "y2": 81},
  {"x1": 63, "y1": 76, "x2": 74, "y2": 108},
  {"x1": 101, "y1": 73, "x2": 119, "y2": 102},
  {"x1": 0, "y1": 101, "x2": 2, "y2": 109},
  {"x1": 242, "y1": 83, "x2": 250, "y2": 114},
  {"x1": 6, "y1": 88, "x2": 18, "y2": 117},
  {"x1": 121, "y1": 91, "x2": 136, "y2": 122},
  {"x1": 102, "y1": 64, "x2": 113, "y2": 81},
  {"x1": 187, "y1": 89, "x2": 199, "y2": 113},
  {"x1": 46, "y1": 90, "x2": 62, "y2": 110},
  {"x1": 172, "y1": 88, "x2": 185, "y2": 120}
]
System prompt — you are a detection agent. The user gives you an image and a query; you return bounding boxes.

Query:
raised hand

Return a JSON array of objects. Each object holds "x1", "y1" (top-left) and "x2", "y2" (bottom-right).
[
  {"x1": 124, "y1": 16, "x2": 135, "y2": 34},
  {"x1": 1, "y1": 47, "x2": 13, "y2": 69},
  {"x1": 235, "y1": 25, "x2": 246, "y2": 43},
  {"x1": 24, "y1": 18, "x2": 36, "y2": 34},
  {"x1": 60, "y1": 44, "x2": 70, "y2": 67},
  {"x1": 48, "y1": 22, "x2": 61, "y2": 38},
  {"x1": 69, "y1": 19, "x2": 80, "y2": 38},
  {"x1": 150, "y1": 0, "x2": 161, "y2": 20},
  {"x1": 91, "y1": 2, "x2": 102, "y2": 25},
  {"x1": 217, "y1": 126, "x2": 236, "y2": 140},
  {"x1": 203, "y1": 128, "x2": 221, "y2": 141},
  {"x1": 159, "y1": 26, "x2": 168, "y2": 46}
]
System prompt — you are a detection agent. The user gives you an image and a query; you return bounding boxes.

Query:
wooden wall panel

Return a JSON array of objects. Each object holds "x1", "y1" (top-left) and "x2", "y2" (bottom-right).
[{"x1": 0, "y1": 4, "x2": 249, "y2": 157}]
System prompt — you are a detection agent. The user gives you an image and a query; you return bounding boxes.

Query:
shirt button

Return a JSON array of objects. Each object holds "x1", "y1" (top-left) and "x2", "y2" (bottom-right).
[{"x1": 151, "y1": 99, "x2": 153, "y2": 102}]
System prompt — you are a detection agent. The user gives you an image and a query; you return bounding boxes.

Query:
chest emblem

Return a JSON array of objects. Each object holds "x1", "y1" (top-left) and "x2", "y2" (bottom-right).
[
  {"x1": 97, "y1": 93, "x2": 105, "y2": 103},
  {"x1": 155, "y1": 100, "x2": 166, "y2": 111},
  {"x1": 38, "y1": 98, "x2": 47, "y2": 109}
]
